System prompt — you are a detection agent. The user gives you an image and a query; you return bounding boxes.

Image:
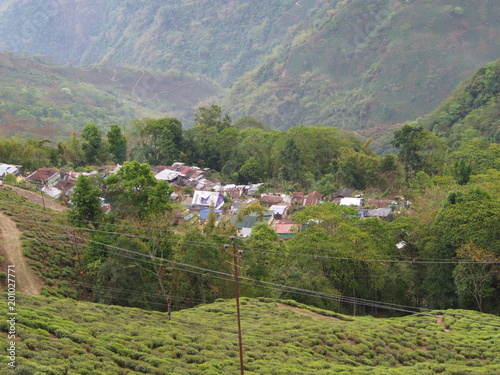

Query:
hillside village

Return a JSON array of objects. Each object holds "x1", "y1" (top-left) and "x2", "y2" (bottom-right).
[
  {"x1": 0, "y1": 2, "x2": 498, "y2": 373},
  {"x1": 1, "y1": 161, "x2": 408, "y2": 240}
]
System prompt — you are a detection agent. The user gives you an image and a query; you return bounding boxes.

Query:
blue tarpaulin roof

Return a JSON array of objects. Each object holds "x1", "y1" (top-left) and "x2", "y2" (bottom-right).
[{"x1": 199, "y1": 208, "x2": 223, "y2": 220}]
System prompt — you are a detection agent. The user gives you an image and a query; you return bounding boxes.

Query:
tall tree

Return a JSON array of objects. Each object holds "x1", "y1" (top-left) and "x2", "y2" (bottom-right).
[
  {"x1": 194, "y1": 104, "x2": 231, "y2": 132},
  {"x1": 422, "y1": 189, "x2": 500, "y2": 311},
  {"x1": 107, "y1": 124, "x2": 127, "y2": 164},
  {"x1": 279, "y1": 138, "x2": 303, "y2": 183},
  {"x1": 105, "y1": 161, "x2": 173, "y2": 219},
  {"x1": 69, "y1": 175, "x2": 102, "y2": 227},
  {"x1": 391, "y1": 124, "x2": 425, "y2": 182},
  {"x1": 82, "y1": 123, "x2": 104, "y2": 164},
  {"x1": 131, "y1": 117, "x2": 184, "y2": 165}
]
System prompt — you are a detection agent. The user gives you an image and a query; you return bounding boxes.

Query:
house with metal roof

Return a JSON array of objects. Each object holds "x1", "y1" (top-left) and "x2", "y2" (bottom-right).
[
  {"x1": 339, "y1": 197, "x2": 364, "y2": 206},
  {"x1": 27, "y1": 168, "x2": 61, "y2": 187},
  {"x1": 273, "y1": 220, "x2": 301, "y2": 239},
  {"x1": 191, "y1": 190, "x2": 225, "y2": 209},
  {"x1": 0, "y1": 163, "x2": 21, "y2": 180}
]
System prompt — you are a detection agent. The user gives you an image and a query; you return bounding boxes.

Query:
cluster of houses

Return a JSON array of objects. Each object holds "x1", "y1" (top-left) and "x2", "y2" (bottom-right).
[{"x1": 0, "y1": 162, "x2": 405, "y2": 239}]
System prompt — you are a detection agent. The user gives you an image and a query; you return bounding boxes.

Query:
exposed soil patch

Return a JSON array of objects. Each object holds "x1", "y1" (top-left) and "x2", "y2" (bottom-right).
[
  {"x1": 436, "y1": 316, "x2": 450, "y2": 332},
  {"x1": 8, "y1": 186, "x2": 69, "y2": 212},
  {"x1": 0, "y1": 212, "x2": 44, "y2": 295},
  {"x1": 277, "y1": 303, "x2": 341, "y2": 321}
]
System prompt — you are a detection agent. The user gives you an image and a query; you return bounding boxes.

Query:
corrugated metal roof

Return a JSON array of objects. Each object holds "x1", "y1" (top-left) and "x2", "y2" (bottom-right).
[
  {"x1": 306, "y1": 191, "x2": 323, "y2": 198},
  {"x1": 0, "y1": 163, "x2": 21, "y2": 177},
  {"x1": 273, "y1": 221, "x2": 300, "y2": 234},
  {"x1": 366, "y1": 208, "x2": 392, "y2": 217},
  {"x1": 27, "y1": 168, "x2": 60, "y2": 181},
  {"x1": 339, "y1": 197, "x2": 363, "y2": 206}
]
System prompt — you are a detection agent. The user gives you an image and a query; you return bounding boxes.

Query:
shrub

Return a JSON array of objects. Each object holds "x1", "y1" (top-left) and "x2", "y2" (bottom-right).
[{"x1": 15, "y1": 366, "x2": 35, "y2": 375}]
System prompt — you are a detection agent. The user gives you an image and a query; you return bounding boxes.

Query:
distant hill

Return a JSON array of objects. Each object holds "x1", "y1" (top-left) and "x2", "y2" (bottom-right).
[
  {"x1": 224, "y1": 0, "x2": 500, "y2": 130},
  {"x1": 415, "y1": 58, "x2": 500, "y2": 146},
  {"x1": 355, "y1": 59, "x2": 500, "y2": 154},
  {"x1": 1, "y1": 294, "x2": 499, "y2": 374},
  {"x1": 0, "y1": 53, "x2": 220, "y2": 138},
  {"x1": 0, "y1": 0, "x2": 328, "y2": 86},
  {"x1": 0, "y1": 0, "x2": 498, "y2": 134}
]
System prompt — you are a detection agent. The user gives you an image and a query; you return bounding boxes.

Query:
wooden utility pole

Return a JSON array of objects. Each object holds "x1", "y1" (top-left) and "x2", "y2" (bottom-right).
[
  {"x1": 225, "y1": 237, "x2": 244, "y2": 375},
  {"x1": 41, "y1": 179, "x2": 46, "y2": 211}
]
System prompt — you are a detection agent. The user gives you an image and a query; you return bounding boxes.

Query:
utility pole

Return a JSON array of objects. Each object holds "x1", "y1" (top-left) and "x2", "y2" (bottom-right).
[
  {"x1": 225, "y1": 236, "x2": 244, "y2": 375},
  {"x1": 41, "y1": 179, "x2": 46, "y2": 211}
]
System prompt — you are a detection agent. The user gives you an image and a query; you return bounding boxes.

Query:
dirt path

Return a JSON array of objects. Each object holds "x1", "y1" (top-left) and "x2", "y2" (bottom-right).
[
  {"x1": 8, "y1": 186, "x2": 69, "y2": 212},
  {"x1": 0, "y1": 213, "x2": 44, "y2": 295},
  {"x1": 278, "y1": 303, "x2": 341, "y2": 321}
]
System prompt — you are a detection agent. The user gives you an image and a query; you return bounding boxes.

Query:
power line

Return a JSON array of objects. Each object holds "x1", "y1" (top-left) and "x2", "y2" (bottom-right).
[
  {"x1": 15, "y1": 215, "x2": 500, "y2": 265},
  {"x1": 71, "y1": 236, "x2": 439, "y2": 316}
]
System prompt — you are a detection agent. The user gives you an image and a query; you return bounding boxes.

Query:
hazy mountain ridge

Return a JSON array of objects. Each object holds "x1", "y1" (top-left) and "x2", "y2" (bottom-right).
[
  {"x1": 0, "y1": 0, "x2": 335, "y2": 86},
  {"x1": 0, "y1": 0, "x2": 498, "y2": 137},
  {"x1": 0, "y1": 53, "x2": 220, "y2": 138},
  {"x1": 224, "y1": 0, "x2": 500, "y2": 130}
]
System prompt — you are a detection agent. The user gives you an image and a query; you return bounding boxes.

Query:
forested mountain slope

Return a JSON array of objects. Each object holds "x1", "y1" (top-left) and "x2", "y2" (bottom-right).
[
  {"x1": 0, "y1": 0, "x2": 498, "y2": 133},
  {"x1": 225, "y1": 0, "x2": 500, "y2": 130},
  {"x1": 0, "y1": 53, "x2": 220, "y2": 138},
  {"x1": 415, "y1": 58, "x2": 500, "y2": 146},
  {"x1": 0, "y1": 0, "x2": 330, "y2": 86},
  {"x1": 355, "y1": 59, "x2": 500, "y2": 154}
]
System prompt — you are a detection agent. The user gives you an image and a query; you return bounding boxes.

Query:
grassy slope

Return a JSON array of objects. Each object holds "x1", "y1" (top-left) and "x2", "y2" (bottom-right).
[
  {"x1": 0, "y1": 0, "x2": 331, "y2": 86},
  {"x1": 0, "y1": 186, "x2": 83, "y2": 299},
  {"x1": 0, "y1": 53, "x2": 221, "y2": 139},
  {"x1": 0, "y1": 295, "x2": 498, "y2": 374},
  {"x1": 224, "y1": 0, "x2": 500, "y2": 132},
  {"x1": 416, "y1": 59, "x2": 500, "y2": 146}
]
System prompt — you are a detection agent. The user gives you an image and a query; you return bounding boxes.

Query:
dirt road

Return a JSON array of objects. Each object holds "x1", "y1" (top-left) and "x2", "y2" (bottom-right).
[
  {"x1": 0, "y1": 212, "x2": 44, "y2": 295},
  {"x1": 8, "y1": 186, "x2": 69, "y2": 212}
]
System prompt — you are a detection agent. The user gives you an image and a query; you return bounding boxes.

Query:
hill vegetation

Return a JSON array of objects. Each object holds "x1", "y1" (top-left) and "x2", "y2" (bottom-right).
[
  {"x1": 0, "y1": 294, "x2": 499, "y2": 374},
  {"x1": 0, "y1": 53, "x2": 220, "y2": 139},
  {"x1": 0, "y1": 58, "x2": 499, "y2": 319},
  {"x1": 0, "y1": 186, "x2": 85, "y2": 299},
  {"x1": 0, "y1": 1, "x2": 498, "y2": 134},
  {"x1": 224, "y1": 0, "x2": 500, "y2": 131},
  {"x1": 0, "y1": 0, "x2": 324, "y2": 86},
  {"x1": 414, "y1": 59, "x2": 500, "y2": 146}
]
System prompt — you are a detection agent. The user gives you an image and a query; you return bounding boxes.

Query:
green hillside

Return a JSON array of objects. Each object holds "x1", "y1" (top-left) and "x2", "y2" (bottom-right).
[
  {"x1": 0, "y1": 1, "x2": 498, "y2": 133},
  {"x1": 1, "y1": 294, "x2": 499, "y2": 374},
  {"x1": 0, "y1": 0, "x2": 330, "y2": 86},
  {"x1": 0, "y1": 53, "x2": 220, "y2": 139},
  {"x1": 415, "y1": 59, "x2": 500, "y2": 147},
  {"x1": 354, "y1": 59, "x2": 500, "y2": 154},
  {"x1": 0, "y1": 186, "x2": 83, "y2": 298},
  {"x1": 224, "y1": 0, "x2": 500, "y2": 131}
]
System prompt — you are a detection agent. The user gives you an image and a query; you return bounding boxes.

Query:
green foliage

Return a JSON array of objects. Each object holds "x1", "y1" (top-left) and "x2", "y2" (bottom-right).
[
  {"x1": 194, "y1": 105, "x2": 231, "y2": 132},
  {"x1": 131, "y1": 117, "x2": 183, "y2": 165},
  {"x1": 391, "y1": 124, "x2": 426, "y2": 181},
  {"x1": 423, "y1": 189, "x2": 500, "y2": 310},
  {"x1": 0, "y1": 54, "x2": 138, "y2": 140},
  {"x1": 224, "y1": 2, "x2": 499, "y2": 136},
  {"x1": 107, "y1": 124, "x2": 127, "y2": 164},
  {"x1": 1, "y1": 294, "x2": 499, "y2": 374},
  {"x1": 82, "y1": 123, "x2": 108, "y2": 165},
  {"x1": 238, "y1": 157, "x2": 266, "y2": 184},
  {"x1": 418, "y1": 59, "x2": 500, "y2": 146},
  {"x1": 2, "y1": 173, "x2": 16, "y2": 184},
  {"x1": 105, "y1": 161, "x2": 173, "y2": 219},
  {"x1": 69, "y1": 175, "x2": 103, "y2": 227},
  {"x1": 454, "y1": 159, "x2": 472, "y2": 185}
]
